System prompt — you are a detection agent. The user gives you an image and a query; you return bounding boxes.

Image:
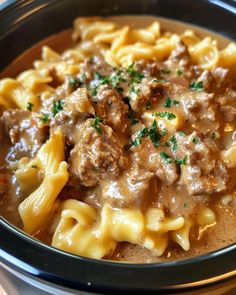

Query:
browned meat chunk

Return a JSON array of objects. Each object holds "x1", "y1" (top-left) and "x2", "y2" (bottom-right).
[
  {"x1": 133, "y1": 138, "x2": 178, "y2": 185},
  {"x1": 50, "y1": 88, "x2": 94, "y2": 144},
  {"x1": 165, "y1": 41, "x2": 191, "y2": 70},
  {"x1": 96, "y1": 85, "x2": 129, "y2": 131},
  {"x1": 197, "y1": 67, "x2": 229, "y2": 93},
  {"x1": 69, "y1": 119, "x2": 128, "y2": 187},
  {"x1": 129, "y1": 78, "x2": 167, "y2": 113},
  {"x1": 221, "y1": 106, "x2": 236, "y2": 123},
  {"x1": 135, "y1": 59, "x2": 165, "y2": 77},
  {"x1": 174, "y1": 132, "x2": 229, "y2": 195},
  {"x1": 80, "y1": 56, "x2": 113, "y2": 81},
  {"x1": 181, "y1": 91, "x2": 219, "y2": 132},
  {"x1": 101, "y1": 164, "x2": 155, "y2": 207},
  {"x1": 1, "y1": 109, "x2": 48, "y2": 161}
]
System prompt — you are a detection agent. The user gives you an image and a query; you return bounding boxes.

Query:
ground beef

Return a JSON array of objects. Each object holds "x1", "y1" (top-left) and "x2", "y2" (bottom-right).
[
  {"x1": 101, "y1": 164, "x2": 155, "y2": 207},
  {"x1": 69, "y1": 119, "x2": 128, "y2": 187},
  {"x1": 50, "y1": 88, "x2": 94, "y2": 145},
  {"x1": 165, "y1": 41, "x2": 191, "y2": 70},
  {"x1": 1, "y1": 109, "x2": 48, "y2": 161},
  {"x1": 133, "y1": 138, "x2": 178, "y2": 185},
  {"x1": 221, "y1": 106, "x2": 236, "y2": 123},
  {"x1": 174, "y1": 132, "x2": 229, "y2": 195},
  {"x1": 96, "y1": 85, "x2": 129, "y2": 131}
]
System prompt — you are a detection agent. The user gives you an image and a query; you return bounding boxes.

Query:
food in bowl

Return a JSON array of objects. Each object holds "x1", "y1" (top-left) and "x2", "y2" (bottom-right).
[{"x1": 0, "y1": 16, "x2": 235, "y2": 262}]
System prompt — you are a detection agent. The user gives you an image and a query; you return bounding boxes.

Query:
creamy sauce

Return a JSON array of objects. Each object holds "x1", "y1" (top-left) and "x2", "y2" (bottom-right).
[{"x1": 0, "y1": 16, "x2": 235, "y2": 262}]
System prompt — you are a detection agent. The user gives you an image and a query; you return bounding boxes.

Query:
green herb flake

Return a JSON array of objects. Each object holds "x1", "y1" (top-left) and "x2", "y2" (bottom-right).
[
  {"x1": 132, "y1": 138, "x2": 142, "y2": 147},
  {"x1": 31, "y1": 165, "x2": 38, "y2": 169},
  {"x1": 192, "y1": 137, "x2": 199, "y2": 144},
  {"x1": 163, "y1": 142, "x2": 170, "y2": 147},
  {"x1": 170, "y1": 135, "x2": 178, "y2": 152},
  {"x1": 161, "y1": 128, "x2": 168, "y2": 136},
  {"x1": 160, "y1": 151, "x2": 173, "y2": 164},
  {"x1": 155, "y1": 111, "x2": 176, "y2": 120},
  {"x1": 27, "y1": 102, "x2": 34, "y2": 111},
  {"x1": 179, "y1": 131, "x2": 186, "y2": 136},
  {"x1": 81, "y1": 73, "x2": 87, "y2": 83},
  {"x1": 176, "y1": 69, "x2": 183, "y2": 76},
  {"x1": 146, "y1": 101, "x2": 152, "y2": 110},
  {"x1": 175, "y1": 155, "x2": 188, "y2": 166},
  {"x1": 173, "y1": 100, "x2": 180, "y2": 106},
  {"x1": 183, "y1": 202, "x2": 188, "y2": 208},
  {"x1": 129, "y1": 84, "x2": 140, "y2": 96},
  {"x1": 126, "y1": 63, "x2": 144, "y2": 83},
  {"x1": 211, "y1": 132, "x2": 216, "y2": 139},
  {"x1": 128, "y1": 110, "x2": 139, "y2": 125},
  {"x1": 68, "y1": 76, "x2": 79, "y2": 88},
  {"x1": 190, "y1": 81, "x2": 203, "y2": 92},
  {"x1": 164, "y1": 97, "x2": 172, "y2": 108},
  {"x1": 52, "y1": 100, "x2": 64, "y2": 117},
  {"x1": 92, "y1": 115, "x2": 103, "y2": 134},
  {"x1": 39, "y1": 114, "x2": 49, "y2": 124},
  {"x1": 161, "y1": 69, "x2": 171, "y2": 75},
  {"x1": 148, "y1": 120, "x2": 161, "y2": 147}
]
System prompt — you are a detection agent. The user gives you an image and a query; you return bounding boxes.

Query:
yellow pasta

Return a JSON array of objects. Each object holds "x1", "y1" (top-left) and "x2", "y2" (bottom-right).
[
  {"x1": 0, "y1": 78, "x2": 40, "y2": 111},
  {"x1": 52, "y1": 200, "x2": 185, "y2": 259},
  {"x1": 18, "y1": 129, "x2": 69, "y2": 234},
  {"x1": 17, "y1": 69, "x2": 53, "y2": 96},
  {"x1": 188, "y1": 37, "x2": 219, "y2": 69}
]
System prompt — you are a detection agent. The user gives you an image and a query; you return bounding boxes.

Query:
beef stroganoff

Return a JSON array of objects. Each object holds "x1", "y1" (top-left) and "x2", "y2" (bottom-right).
[{"x1": 0, "y1": 17, "x2": 236, "y2": 262}]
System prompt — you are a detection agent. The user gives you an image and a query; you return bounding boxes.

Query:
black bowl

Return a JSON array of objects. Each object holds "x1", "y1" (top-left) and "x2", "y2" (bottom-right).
[{"x1": 0, "y1": 0, "x2": 236, "y2": 294}]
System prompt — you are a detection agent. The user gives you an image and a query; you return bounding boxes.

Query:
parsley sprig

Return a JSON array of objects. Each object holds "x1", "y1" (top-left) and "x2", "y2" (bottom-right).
[
  {"x1": 92, "y1": 115, "x2": 103, "y2": 134},
  {"x1": 52, "y1": 100, "x2": 64, "y2": 117},
  {"x1": 190, "y1": 81, "x2": 203, "y2": 92},
  {"x1": 155, "y1": 111, "x2": 176, "y2": 120}
]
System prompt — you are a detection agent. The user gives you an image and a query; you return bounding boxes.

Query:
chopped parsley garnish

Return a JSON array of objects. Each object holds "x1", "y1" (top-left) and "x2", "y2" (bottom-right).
[
  {"x1": 173, "y1": 100, "x2": 180, "y2": 106},
  {"x1": 92, "y1": 115, "x2": 103, "y2": 133},
  {"x1": 161, "y1": 69, "x2": 171, "y2": 75},
  {"x1": 164, "y1": 97, "x2": 172, "y2": 108},
  {"x1": 137, "y1": 127, "x2": 148, "y2": 138},
  {"x1": 161, "y1": 128, "x2": 168, "y2": 136},
  {"x1": 170, "y1": 135, "x2": 178, "y2": 151},
  {"x1": 132, "y1": 138, "x2": 142, "y2": 147},
  {"x1": 68, "y1": 76, "x2": 80, "y2": 88},
  {"x1": 160, "y1": 151, "x2": 172, "y2": 164},
  {"x1": 31, "y1": 165, "x2": 38, "y2": 169},
  {"x1": 131, "y1": 120, "x2": 161, "y2": 148},
  {"x1": 94, "y1": 72, "x2": 110, "y2": 85},
  {"x1": 129, "y1": 84, "x2": 140, "y2": 96},
  {"x1": 164, "y1": 98, "x2": 180, "y2": 108},
  {"x1": 179, "y1": 131, "x2": 186, "y2": 136},
  {"x1": 148, "y1": 120, "x2": 161, "y2": 147},
  {"x1": 126, "y1": 63, "x2": 144, "y2": 83},
  {"x1": 183, "y1": 202, "x2": 188, "y2": 208},
  {"x1": 190, "y1": 81, "x2": 203, "y2": 92},
  {"x1": 81, "y1": 73, "x2": 87, "y2": 83},
  {"x1": 52, "y1": 100, "x2": 64, "y2": 117},
  {"x1": 146, "y1": 101, "x2": 152, "y2": 110},
  {"x1": 27, "y1": 102, "x2": 33, "y2": 111},
  {"x1": 155, "y1": 111, "x2": 176, "y2": 120},
  {"x1": 39, "y1": 114, "x2": 49, "y2": 124},
  {"x1": 176, "y1": 69, "x2": 183, "y2": 76},
  {"x1": 175, "y1": 155, "x2": 187, "y2": 165},
  {"x1": 163, "y1": 141, "x2": 170, "y2": 147},
  {"x1": 211, "y1": 132, "x2": 216, "y2": 139},
  {"x1": 131, "y1": 128, "x2": 147, "y2": 147},
  {"x1": 128, "y1": 110, "x2": 139, "y2": 125},
  {"x1": 192, "y1": 137, "x2": 199, "y2": 144}
]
